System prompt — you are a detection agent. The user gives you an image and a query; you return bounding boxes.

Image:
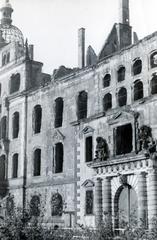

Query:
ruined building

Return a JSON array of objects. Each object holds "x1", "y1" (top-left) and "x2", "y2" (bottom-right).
[{"x1": 0, "y1": 0, "x2": 157, "y2": 230}]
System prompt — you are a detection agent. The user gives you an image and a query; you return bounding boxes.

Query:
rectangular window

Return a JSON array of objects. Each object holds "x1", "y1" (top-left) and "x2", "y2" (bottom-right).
[
  {"x1": 85, "y1": 136, "x2": 93, "y2": 162},
  {"x1": 85, "y1": 190, "x2": 93, "y2": 215},
  {"x1": 55, "y1": 143, "x2": 63, "y2": 173},
  {"x1": 115, "y1": 123, "x2": 132, "y2": 155}
]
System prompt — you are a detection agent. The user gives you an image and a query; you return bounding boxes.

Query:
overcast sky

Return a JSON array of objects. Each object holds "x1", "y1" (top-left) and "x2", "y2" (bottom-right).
[{"x1": 3, "y1": 0, "x2": 157, "y2": 73}]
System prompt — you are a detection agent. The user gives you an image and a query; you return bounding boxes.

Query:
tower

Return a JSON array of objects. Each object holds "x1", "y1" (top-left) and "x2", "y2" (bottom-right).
[
  {"x1": 0, "y1": 0, "x2": 13, "y2": 26},
  {"x1": 119, "y1": 0, "x2": 130, "y2": 25}
]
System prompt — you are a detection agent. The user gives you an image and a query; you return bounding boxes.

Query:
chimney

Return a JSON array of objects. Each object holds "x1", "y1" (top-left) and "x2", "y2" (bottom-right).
[
  {"x1": 29, "y1": 44, "x2": 34, "y2": 60},
  {"x1": 119, "y1": 0, "x2": 130, "y2": 25},
  {"x1": 78, "y1": 28, "x2": 85, "y2": 69}
]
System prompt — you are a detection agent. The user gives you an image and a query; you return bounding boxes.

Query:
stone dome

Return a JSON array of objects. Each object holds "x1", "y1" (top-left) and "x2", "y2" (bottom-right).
[{"x1": 0, "y1": 24, "x2": 24, "y2": 46}]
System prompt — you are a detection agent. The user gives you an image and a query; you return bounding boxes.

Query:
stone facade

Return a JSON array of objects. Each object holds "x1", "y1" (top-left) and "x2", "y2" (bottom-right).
[{"x1": 1, "y1": 0, "x2": 157, "y2": 230}]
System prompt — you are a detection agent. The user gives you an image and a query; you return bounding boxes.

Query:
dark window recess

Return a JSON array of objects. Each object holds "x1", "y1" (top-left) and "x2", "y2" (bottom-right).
[
  {"x1": 85, "y1": 136, "x2": 93, "y2": 162},
  {"x1": 33, "y1": 105, "x2": 42, "y2": 134},
  {"x1": 118, "y1": 67, "x2": 125, "y2": 82},
  {"x1": 55, "y1": 143, "x2": 63, "y2": 173},
  {"x1": 1, "y1": 116, "x2": 7, "y2": 139},
  {"x1": 118, "y1": 87, "x2": 127, "y2": 107},
  {"x1": 85, "y1": 190, "x2": 93, "y2": 215},
  {"x1": 0, "y1": 155, "x2": 5, "y2": 181},
  {"x1": 7, "y1": 52, "x2": 10, "y2": 63},
  {"x1": 51, "y1": 193, "x2": 63, "y2": 216},
  {"x1": 115, "y1": 124, "x2": 132, "y2": 155},
  {"x1": 54, "y1": 98, "x2": 63, "y2": 128},
  {"x1": 134, "y1": 81, "x2": 143, "y2": 101},
  {"x1": 0, "y1": 83, "x2": 1, "y2": 96},
  {"x1": 30, "y1": 196, "x2": 40, "y2": 217},
  {"x1": 133, "y1": 60, "x2": 142, "y2": 75},
  {"x1": 33, "y1": 149, "x2": 41, "y2": 176},
  {"x1": 103, "y1": 93, "x2": 112, "y2": 112},
  {"x1": 2, "y1": 55, "x2": 6, "y2": 66},
  {"x1": 103, "y1": 74, "x2": 111, "y2": 88},
  {"x1": 151, "y1": 75, "x2": 157, "y2": 95},
  {"x1": 10, "y1": 73, "x2": 20, "y2": 94},
  {"x1": 150, "y1": 52, "x2": 157, "y2": 68},
  {"x1": 12, "y1": 154, "x2": 18, "y2": 178},
  {"x1": 12, "y1": 112, "x2": 19, "y2": 139},
  {"x1": 77, "y1": 91, "x2": 88, "y2": 120}
]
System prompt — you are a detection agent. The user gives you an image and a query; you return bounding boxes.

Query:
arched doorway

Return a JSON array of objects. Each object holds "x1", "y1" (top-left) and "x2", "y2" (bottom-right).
[{"x1": 114, "y1": 185, "x2": 138, "y2": 228}]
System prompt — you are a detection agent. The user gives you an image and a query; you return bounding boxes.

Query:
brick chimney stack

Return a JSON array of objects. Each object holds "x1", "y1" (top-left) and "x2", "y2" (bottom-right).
[{"x1": 78, "y1": 28, "x2": 85, "y2": 69}]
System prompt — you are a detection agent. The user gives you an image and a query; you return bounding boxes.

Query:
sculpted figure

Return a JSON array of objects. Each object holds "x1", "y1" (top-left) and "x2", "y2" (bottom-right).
[{"x1": 95, "y1": 137, "x2": 109, "y2": 161}]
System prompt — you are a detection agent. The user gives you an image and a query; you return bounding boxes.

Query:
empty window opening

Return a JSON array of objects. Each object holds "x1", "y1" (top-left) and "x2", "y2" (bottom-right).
[
  {"x1": 0, "y1": 155, "x2": 5, "y2": 181},
  {"x1": 30, "y1": 196, "x2": 40, "y2": 217},
  {"x1": 115, "y1": 124, "x2": 132, "y2": 155},
  {"x1": 1, "y1": 116, "x2": 7, "y2": 139},
  {"x1": 150, "y1": 52, "x2": 157, "y2": 68},
  {"x1": 33, "y1": 105, "x2": 42, "y2": 134},
  {"x1": 7, "y1": 52, "x2": 10, "y2": 63},
  {"x1": 2, "y1": 54, "x2": 6, "y2": 66},
  {"x1": 85, "y1": 136, "x2": 93, "y2": 162},
  {"x1": 54, "y1": 143, "x2": 63, "y2": 173},
  {"x1": 0, "y1": 83, "x2": 1, "y2": 96},
  {"x1": 10, "y1": 73, "x2": 20, "y2": 94},
  {"x1": 85, "y1": 190, "x2": 93, "y2": 215},
  {"x1": 51, "y1": 193, "x2": 63, "y2": 216},
  {"x1": 12, "y1": 112, "x2": 19, "y2": 139},
  {"x1": 54, "y1": 97, "x2": 63, "y2": 128},
  {"x1": 33, "y1": 149, "x2": 41, "y2": 176},
  {"x1": 12, "y1": 154, "x2": 18, "y2": 178},
  {"x1": 118, "y1": 87, "x2": 127, "y2": 107},
  {"x1": 77, "y1": 91, "x2": 88, "y2": 120},
  {"x1": 118, "y1": 66, "x2": 125, "y2": 82},
  {"x1": 133, "y1": 59, "x2": 142, "y2": 75},
  {"x1": 103, "y1": 93, "x2": 112, "y2": 112},
  {"x1": 134, "y1": 80, "x2": 143, "y2": 101},
  {"x1": 151, "y1": 75, "x2": 157, "y2": 95},
  {"x1": 103, "y1": 74, "x2": 111, "y2": 88}
]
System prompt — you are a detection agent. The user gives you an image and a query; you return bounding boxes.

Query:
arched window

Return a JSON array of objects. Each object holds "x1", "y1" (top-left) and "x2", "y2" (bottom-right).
[
  {"x1": 133, "y1": 59, "x2": 142, "y2": 75},
  {"x1": 54, "y1": 97, "x2": 63, "y2": 128},
  {"x1": 12, "y1": 154, "x2": 18, "y2": 178},
  {"x1": 1, "y1": 116, "x2": 7, "y2": 139},
  {"x1": 151, "y1": 75, "x2": 157, "y2": 95},
  {"x1": 118, "y1": 66, "x2": 125, "y2": 82},
  {"x1": 0, "y1": 155, "x2": 5, "y2": 181},
  {"x1": 10, "y1": 73, "x2": 20, "y2": 94},
  {"x1": 134, "y1": 80, "x2": 143, "y2": 101},
  {"x1": 77, "y1": 91, "x2": 88, "y2": 120},
  {"x1": 33, "y1": 105, "x2": 42, "y2": 134},
  {"x1": 30, "y1": 195, "x2": 40, "y2": 217},
  {"x1": 7, "y1": 52, "x2": 10, "y2": 63},
  {"x1": 116, "y1": 186, "x2": 138, "y2": 227},
  {"x1": 12, "y1": 112, "x2": 19, "y2": 139},
  {"x1": 54, "y1": 143, "x2": 63, "y2": 173},
  {"x1": 33, "y1": 149, "x2": 41, "y2": 176},
  {"x1": 85, "y1": 136, "x2": 93, "y2": 162},
  {"x1": 2, "y1": 54, "x2": 6, "y2": 66},
  {"x1": 103, "y1": 74, "x2": 111, "y2": 88},
  {"x1": 103, "y1": 93, "x2": 112, "y2": 112},
  {"x1": 118, "y1": 87, "x2": 127, "y2": 107},
  {"x1": 51, "y1": 193, "x2": 63, "y2": 216},
  {"x1": 150, "y1": 52, "x2": 157, "y2": 68}
]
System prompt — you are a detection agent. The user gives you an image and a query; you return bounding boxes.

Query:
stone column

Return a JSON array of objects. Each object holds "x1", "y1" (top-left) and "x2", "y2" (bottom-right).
[
  {"x1": 148, "y1": 169, "x2": 157, "y2": 228},
  {"x1": 137, "y1": 172, "x2": 147, "y2": 227},
  {"x1": 95, "y1": 178, "x2": 103, "y2": 227},
  {"x1": 103, "y1": 177, "x2": 112, "y2": 224}
]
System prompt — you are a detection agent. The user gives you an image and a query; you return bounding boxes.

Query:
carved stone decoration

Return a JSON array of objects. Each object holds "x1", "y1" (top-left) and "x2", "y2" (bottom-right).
[
  {"x1": 51, "y1": 193, "x2": 63, "y2": 216},
  {"x1": 94, "y1": 137, "x2": 109, "y2": 161},
  {"x1": 119, "y1": 175, "x2": 127, "y2": 186},
  {"x1": 137, "y1": 125, "x2": 156, "y2": 157},
  {"x1": 52, "y1": 129, "x2": 65, "y2": 143}
]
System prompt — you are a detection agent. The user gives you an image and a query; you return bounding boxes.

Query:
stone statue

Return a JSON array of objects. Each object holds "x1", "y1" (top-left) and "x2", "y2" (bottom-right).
[
  {"x1": 95, "y1": 137, "x2": 109, "y2": 161},
  {"x1": 137, "y1": 125, "x2": 157, "y2": 158}
]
